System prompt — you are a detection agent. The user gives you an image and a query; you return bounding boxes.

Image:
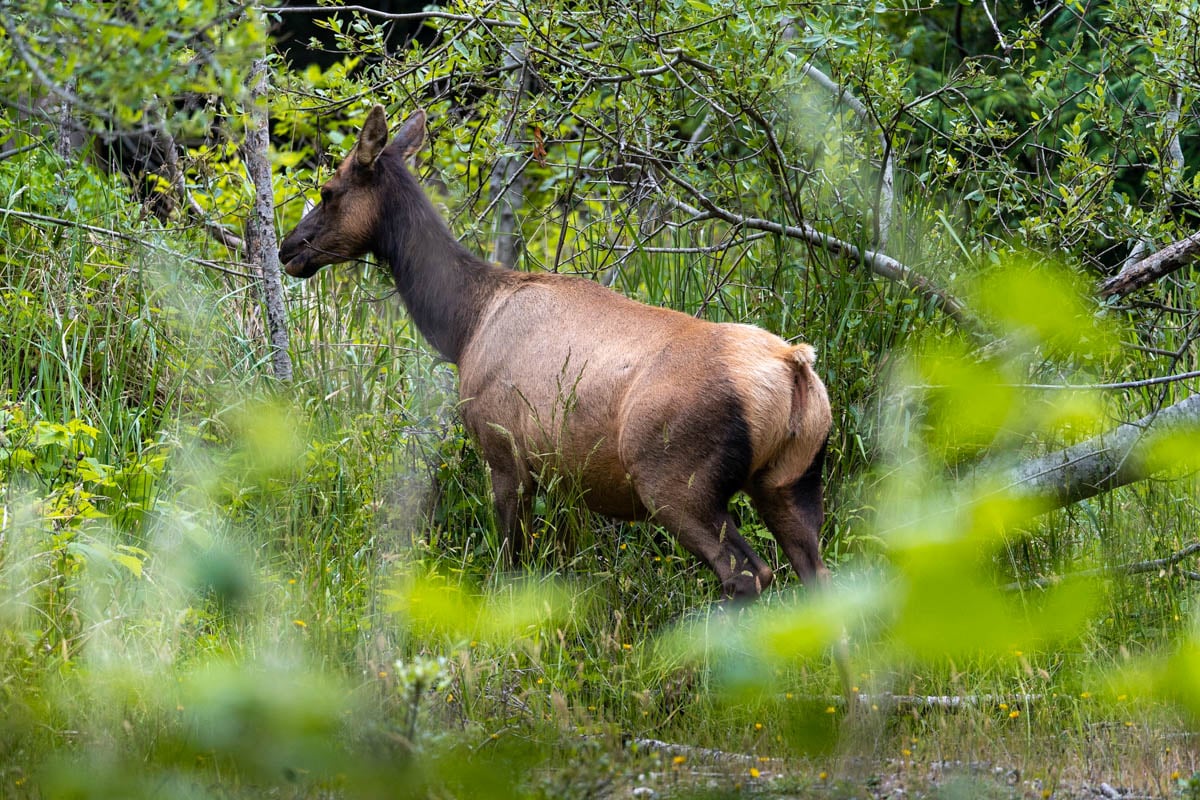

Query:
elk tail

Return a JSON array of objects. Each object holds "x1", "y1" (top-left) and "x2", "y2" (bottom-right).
[
  {"x1": 789, "y1": 342, "x2": 817, "y2": 368},
  {"x1": 784, "y1": 342, "x2": 828, "y2": 439}
]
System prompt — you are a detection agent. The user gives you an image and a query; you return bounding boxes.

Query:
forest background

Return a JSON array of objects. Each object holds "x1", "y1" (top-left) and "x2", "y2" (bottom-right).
[{"x1": 3, "y1": 0, "x2": 1200, "y2": 797}]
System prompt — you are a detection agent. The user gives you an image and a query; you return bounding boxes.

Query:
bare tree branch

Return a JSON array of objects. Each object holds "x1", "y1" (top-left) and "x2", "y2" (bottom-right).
[
  {"x1": 1164, "y1": 88, "x2": 1185, "y2": 193},
  {"x1": 798, "y1": 63, "x2": 894, "y2": 249},
  {"x1": 271, "y1": 4, "x2": 521, "y2": 28},
  {"x1": 489, "y1": 36, "x2": 530, "y2": 268},
  {"x1": 660, "y1": 189, "x2": 981, "y2": 333},
  {"x1": 0, "y1": 141, "x2": 44, "y2": 162},
  {"x1": 979, "y1": 0, "x2": 1009, "y2": 51}
]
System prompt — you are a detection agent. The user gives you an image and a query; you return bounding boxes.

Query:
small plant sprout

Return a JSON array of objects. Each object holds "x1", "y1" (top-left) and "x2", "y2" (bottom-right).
[{"x1": 394, "y1": 655, "x2": 452, "y2": 746}]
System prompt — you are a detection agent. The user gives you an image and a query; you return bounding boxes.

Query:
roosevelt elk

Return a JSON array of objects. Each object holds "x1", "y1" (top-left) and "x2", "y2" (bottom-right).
[{"x1": 279, "y1": 105, "x2": 834, "y2": 603}]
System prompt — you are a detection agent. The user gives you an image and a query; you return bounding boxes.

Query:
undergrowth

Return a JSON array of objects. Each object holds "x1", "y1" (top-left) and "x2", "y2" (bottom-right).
[{"x1": 1, "y1": 121, "x2": 1199, "y2": 799}]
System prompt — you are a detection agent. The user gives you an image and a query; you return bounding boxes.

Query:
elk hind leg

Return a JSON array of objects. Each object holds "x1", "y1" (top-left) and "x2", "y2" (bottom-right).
[{"x1": 749, "y1": 444, "x2": 830, "y2": 587}]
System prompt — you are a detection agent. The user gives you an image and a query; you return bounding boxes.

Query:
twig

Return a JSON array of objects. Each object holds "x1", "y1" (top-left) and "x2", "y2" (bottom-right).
[
  {"x1": 0, "y1": 141, "x2": 44, "y2": 162},
  {"x1": 911, "y1": 369, "x2": 1200, "y2": 392},
  {"x1": 1004, "y1": 541, "x2": 1200, "y2": 591},
  {"x1": 979, "y1": 0, "x2": 1009, "y2": 51},
  {"x1": 609, "y1": 233, "x2": 770, "y2": 254},
  {"x1": 156, "y1": 119, "x2": 246, "y2": 254},
  {"x1": 0, "y1": 206, "x2": 253, "y2": 278},
  {"x1": 271, "y1": 4, "x2": 521, "y2": 28},
  {"x1": 659, "y1": 190, "x2": 982, "y2": 334},
  {"x1": 187, "y1": 194, "x2": 245, "y2": 253}
]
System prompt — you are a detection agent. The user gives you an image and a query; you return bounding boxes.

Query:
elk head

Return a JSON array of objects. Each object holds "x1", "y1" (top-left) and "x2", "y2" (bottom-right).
[{"x1": 279, "y1": 105, "x2": 426, "y2": 279}]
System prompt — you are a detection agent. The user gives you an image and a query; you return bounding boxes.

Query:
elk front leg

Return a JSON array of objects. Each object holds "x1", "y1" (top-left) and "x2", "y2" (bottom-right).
[
  {"x1": 651, "y1": 506, "x2": 774, "y2": 602},
  {"x1": 472, "y1": 419, "x2": 535, "y2": 566},
  {"x1": 488, "y1": 463, "x2": 534, "y2": 566}
]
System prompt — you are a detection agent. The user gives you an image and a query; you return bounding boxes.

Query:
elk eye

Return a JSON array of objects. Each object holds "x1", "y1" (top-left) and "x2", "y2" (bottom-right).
[{"x1": 319, "y1": 188, "x2": 332, "y2": 204}]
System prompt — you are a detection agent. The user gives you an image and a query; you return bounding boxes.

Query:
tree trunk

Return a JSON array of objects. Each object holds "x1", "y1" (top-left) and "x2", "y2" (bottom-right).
[
  {"x1": 243, "y1": 59, "x2": 293, "y2": 383},
  {"x1": 1004, "y1": 393, "x2": 1200, "y2": 510},
  {"x1": 489, "y1": 38, "x2": 529, "y2": 268}
]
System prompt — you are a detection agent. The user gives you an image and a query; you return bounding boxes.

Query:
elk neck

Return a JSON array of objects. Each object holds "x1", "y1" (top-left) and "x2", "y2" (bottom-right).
[{"x1": 371, "y1": 162, "x2": 503, "y2": 363}]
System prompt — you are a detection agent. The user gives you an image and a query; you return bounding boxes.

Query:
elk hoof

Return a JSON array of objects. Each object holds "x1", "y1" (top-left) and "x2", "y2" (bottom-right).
[{"x1": 721, "y1": 567, "x2": 772, "y2": 604}]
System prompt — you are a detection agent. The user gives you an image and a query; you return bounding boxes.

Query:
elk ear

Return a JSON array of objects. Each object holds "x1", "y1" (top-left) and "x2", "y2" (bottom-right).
[
  {"x1": 393, "y1": 110, "x2": 427, "y2": 162},
  {"x1": 356, "y1": 105, "x2": 389, "y2": 168}
]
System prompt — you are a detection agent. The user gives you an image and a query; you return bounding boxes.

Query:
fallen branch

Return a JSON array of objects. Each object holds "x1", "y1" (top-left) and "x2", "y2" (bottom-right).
[
  {"x1": 629, "y1": 737, "x2": 759, "y2": 765},
  {"x1": 1098, "y1": 229, "x2": 1200, "y2": 298},
  {"x1": 845, "y1": 693, "x2": 1042, "y2": 712},
  {"x1": 1004, "y1": 541, "x2": 1200, "y2": 592},
  {"x1": 1002, "y1": 393, "x2": 1200, "y2": 509}
]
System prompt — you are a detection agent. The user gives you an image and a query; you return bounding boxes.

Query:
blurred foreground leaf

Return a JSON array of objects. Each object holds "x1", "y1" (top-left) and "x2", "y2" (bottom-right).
[
  {"x1": 1117, "y1": 631, "x2": 1200, "y2": 723},
  {"x1": 386, "y1": 573, "x2": 581, "y2": 644},
  {"x1": 971, "y1": 259, "x2": 1121, "y2": 359},
  {"x1": 892, "y1": 537, "x2": 1097, "y2": 659}
]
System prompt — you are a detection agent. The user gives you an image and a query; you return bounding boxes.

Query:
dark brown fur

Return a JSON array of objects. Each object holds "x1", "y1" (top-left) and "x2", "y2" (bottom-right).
[{"x1": 279, "y1": 106, "x2": 835, "y2": 602}]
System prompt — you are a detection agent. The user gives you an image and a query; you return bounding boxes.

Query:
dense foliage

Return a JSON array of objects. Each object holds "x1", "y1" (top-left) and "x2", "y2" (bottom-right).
[{"x1": 2, "y1": 0, "x2": 1200, "y2": 797}]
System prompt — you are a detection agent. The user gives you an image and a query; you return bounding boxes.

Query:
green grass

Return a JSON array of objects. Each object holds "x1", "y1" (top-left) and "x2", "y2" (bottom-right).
[{"x1": 2, "y1": 138, "x2": 1199, "y2": 799}]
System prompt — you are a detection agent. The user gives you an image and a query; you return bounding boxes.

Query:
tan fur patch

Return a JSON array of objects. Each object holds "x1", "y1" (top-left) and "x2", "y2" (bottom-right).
[{"x1": 723, "y1": 330, "x2": 830, "y2": 490}]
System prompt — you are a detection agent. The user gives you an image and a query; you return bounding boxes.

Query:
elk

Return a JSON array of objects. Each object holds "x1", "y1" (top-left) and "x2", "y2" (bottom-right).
[{"x1": 279, "y1": 106, "x2": 834, "y2": 603}]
